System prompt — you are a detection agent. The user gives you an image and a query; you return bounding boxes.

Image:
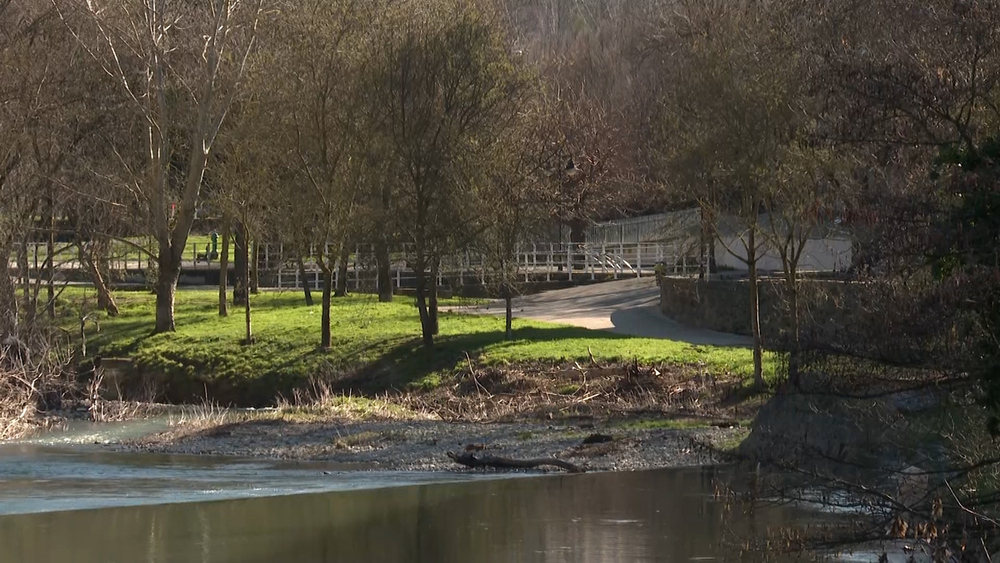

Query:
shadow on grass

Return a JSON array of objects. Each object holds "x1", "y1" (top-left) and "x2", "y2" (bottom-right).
[{"x1": 338, "y1": 325, "x2": 637, "y2": 393}]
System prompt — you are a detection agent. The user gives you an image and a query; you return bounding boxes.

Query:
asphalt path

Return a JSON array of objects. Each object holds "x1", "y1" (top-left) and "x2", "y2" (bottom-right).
[{"x1": 456, "y1": 277, "x2": 752, "y2": 347}]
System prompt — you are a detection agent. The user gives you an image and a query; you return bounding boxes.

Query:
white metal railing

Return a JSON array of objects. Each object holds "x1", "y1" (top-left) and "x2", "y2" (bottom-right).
[
  {"x1": 8, "y1": 240, "x2": 703, "y2": 289},
  {"x1": 9, "y1": 239, "x2": 203, "y2": 272},
  {"x1": 271, "y1": 241, "x2": 700, "y2": 290}
]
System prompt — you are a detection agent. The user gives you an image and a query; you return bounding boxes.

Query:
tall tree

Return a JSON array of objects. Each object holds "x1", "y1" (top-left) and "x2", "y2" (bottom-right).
[
  {"x1": 649, "y1": 0, "x2": 832, "y2": 388},
  {"x1": 478, "y1": 102, "x2": 547, "y2": 340},
  {"x1": 365, "y1": 0, "x2": 524, "y2": 347},
  {"x1": 66, "y1": 0, "x2": 265, "y2": 333},
  {"x1": 259, "y1": 0, "x2": 374, "y2": 350}
]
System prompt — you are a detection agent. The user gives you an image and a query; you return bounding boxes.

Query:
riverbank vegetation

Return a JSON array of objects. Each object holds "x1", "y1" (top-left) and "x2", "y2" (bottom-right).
[
  {"x1": 3, "y1": 0, "x2": 1000, "y2": 557},
  {"x1": 64, "y1": 288, "x2": 763, "y2": 406}
]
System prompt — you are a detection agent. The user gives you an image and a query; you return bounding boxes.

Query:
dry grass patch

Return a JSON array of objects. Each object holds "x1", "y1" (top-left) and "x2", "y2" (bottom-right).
[
  {"x1": 405, "y1": 359, "x2": 764, "y2": 423},
  {"x1": 274, "y1": 379, "x2": 437, "y2": 422}
]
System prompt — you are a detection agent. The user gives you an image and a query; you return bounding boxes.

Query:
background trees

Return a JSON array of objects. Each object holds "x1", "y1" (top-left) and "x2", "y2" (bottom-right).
[
  {"x1": 2, "y1": 0, "x2": 999, "y2": 553},
  {"x1": 1, "y1": 0, "x2": 995, "y2": 400},
  {"x1": 1, "y1": 1, "x2": 118, "y2": 332},
  {"x1": 712, "y1": 0, "x2": 1000, "y2": 551},
  {"x1": 513, "y1": 0, "x2": 654, "y2": 243},
  {"x1": 0, "y1": 0, "x2": 30, "y2": 338}
]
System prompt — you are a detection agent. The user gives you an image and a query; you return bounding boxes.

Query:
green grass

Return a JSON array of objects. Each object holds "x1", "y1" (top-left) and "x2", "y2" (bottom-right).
[
  {"x1": 714, "y1": 428, "x2": 751, "y2": 452},
  {"x1": 62, "y1": 288, "x2": 761, "y2": 406}
]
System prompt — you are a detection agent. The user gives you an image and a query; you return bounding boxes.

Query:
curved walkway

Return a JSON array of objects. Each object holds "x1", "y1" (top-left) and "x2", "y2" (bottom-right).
[{"x1": 455, "y1": 278, "x2": 751, "y2": 347}]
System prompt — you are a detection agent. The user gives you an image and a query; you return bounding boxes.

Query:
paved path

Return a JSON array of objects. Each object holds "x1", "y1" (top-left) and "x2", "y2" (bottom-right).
[{"x1": 455, "y1": 278, "x2": 751, "y2": 347}]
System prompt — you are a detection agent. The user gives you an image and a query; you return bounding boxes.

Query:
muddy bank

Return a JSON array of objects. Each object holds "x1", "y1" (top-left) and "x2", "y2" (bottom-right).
[
  {"x1": 111, "y1": 359, "x2": 759, "y2": 472},
  {"x1": 114, "y1": 416, "x2": 744, "y2": 472}
]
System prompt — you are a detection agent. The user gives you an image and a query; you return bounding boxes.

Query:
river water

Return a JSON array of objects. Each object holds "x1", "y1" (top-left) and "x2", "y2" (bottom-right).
[{"x1": 0, "y1": 420, "x2": 845, "y2": 562}]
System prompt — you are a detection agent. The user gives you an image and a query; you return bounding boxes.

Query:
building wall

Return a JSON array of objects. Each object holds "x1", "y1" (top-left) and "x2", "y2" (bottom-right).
[
  {"x1": 713, "y1": 236, "x2": 853, "y2": 273},
  {"x1": 585, "y1": 209, "x2": 853, "y2": 273}
]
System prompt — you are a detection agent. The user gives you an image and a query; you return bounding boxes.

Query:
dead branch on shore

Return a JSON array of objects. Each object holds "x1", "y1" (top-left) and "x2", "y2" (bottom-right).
[
  {"x1": 447, "y1": 451, "x2": 584, "y2": 473},
  {"x1": 397, "y1": 359, "x2": 742, "y2": 423}
]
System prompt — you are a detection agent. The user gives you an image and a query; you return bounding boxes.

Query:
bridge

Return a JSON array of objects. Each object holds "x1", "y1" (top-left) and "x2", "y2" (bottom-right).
[{"x1": 9, "y1": 240, "x2": 699, "y2": 291}]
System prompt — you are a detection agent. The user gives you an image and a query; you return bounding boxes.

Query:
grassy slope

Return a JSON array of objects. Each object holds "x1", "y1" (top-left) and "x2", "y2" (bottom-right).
[{"x1": 67, "y1": 288, "x2": 763, "y2": 405}]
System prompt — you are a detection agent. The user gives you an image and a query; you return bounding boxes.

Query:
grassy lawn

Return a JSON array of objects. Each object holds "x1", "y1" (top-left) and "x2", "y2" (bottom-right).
[{"x1": 63, "y1": 288, "x2": 763, "y2": 406}]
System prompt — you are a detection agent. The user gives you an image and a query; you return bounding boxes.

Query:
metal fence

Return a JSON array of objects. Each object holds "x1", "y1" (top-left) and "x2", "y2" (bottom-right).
[
  {"x1": 9, "y1": 240, "x2": 204, "y2": 272},
  {"x1": 585, "y1": 209, "x2": 702, "y2": 245},
  {"x1": 271, "y1": 241, "x2": 700, "y2": 290}
]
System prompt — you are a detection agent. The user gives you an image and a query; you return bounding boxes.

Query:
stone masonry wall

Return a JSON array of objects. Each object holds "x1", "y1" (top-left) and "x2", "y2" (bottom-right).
[{"x1": 658, "y1": 277, "x2": 857, "y2": 343}]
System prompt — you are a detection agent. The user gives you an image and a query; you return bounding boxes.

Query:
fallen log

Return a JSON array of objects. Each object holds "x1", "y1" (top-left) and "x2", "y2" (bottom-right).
[{"x1": 447, "y1": 451, "x2": 584, "y2": 473}]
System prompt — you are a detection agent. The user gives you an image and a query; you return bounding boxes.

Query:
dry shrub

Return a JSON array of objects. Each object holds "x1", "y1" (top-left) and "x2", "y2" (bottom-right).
[
  {"x1": 273, "y1": 377, "x2": 436, "y2": 422},
  {"x1": 410, "y1": 359, "x2": 741, "y2": 422},
  {"x1": 0, "y1": 333, "x2": 74, "y2": 439}
]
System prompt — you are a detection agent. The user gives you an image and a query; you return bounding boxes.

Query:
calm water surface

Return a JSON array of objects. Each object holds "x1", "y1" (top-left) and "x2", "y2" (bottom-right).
[
  {"x1": 0, "y1": 459, "x2": 825, "y2": 562},
  {"x1": 0, "y1": 420, "x2": 834, "y2": 562}
]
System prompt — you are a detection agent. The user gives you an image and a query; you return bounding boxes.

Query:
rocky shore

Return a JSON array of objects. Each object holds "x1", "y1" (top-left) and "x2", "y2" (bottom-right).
[{"x1": 114, "y1": 415, "x2": 745, "y2": 472}]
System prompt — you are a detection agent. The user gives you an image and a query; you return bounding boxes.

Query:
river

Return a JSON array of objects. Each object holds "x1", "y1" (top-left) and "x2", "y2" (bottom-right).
[{"x1": 0, "y1": 419, "x2": 852, "y2": 562}]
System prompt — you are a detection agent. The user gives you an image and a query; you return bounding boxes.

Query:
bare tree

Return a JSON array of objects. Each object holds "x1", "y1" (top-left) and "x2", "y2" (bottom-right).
[
  {"x1": 65, "y1": 0, "x2": 265, "y2": 333},
  {"x1": 477, "y1": 98, "x2": 547, "y2": 340},
  {"x1": 649, "y1": 0, "x2": 793, "y2": 388},
  {"x1": 1, "y1": 1, "x2": 116, "y2": 328},
  {"x1": 708, "y1": 0, "x2": 1000, "y2": 555}
]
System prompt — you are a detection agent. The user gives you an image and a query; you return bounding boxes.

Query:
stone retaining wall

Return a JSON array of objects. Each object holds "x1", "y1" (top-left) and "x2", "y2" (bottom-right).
[{"x1": 658, "y1": 277, "x2": 856, "y2": 341}]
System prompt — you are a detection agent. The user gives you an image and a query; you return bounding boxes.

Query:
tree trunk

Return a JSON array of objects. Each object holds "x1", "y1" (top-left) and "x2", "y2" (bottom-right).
[
  {"x1": 243, "y1": 244, "x2": 253, "y2": 345},
  {"x1": 96, "y1": 243, "x2": 117, "y2": 316},
  {"x1": 46, "y1": 194, "x2": 55, "y2": 319},
  {"x1": 415, "y1": 268, "x2": 434, "y2": 348},
  {"x1": 376, "y1": 240, "x2": 393, "y2": 302},
  {"x1": 218, "y1": 220, "x2": 230, "y2": 317},
  {"x1": 506, "y1": 295, "x2": 513, "y2": 340},
  {"x1": 786, "y1": 267, "x2": 801, "y2": 388},
  {"x1": 378, "y1": 182, "x2": 393, "y2": 302},
  {"x1": 250, "y1": 241, "x2": 259, "y2": 295},
  {"x1": 94, "y1": 269, "x2": 118, "y2": 317},
  {"x1": 335, "y1": 245, "x2": 349, "y2": 297},
  {"x1": 298, "y1": 255, "x2": 313, "y2": 306},
  {"x1": 702, "y1": 205, "x2": 718, "y2": 275},
  {"x1": 429, "y1": 260, "x2": 439, "y2": 335},
  {"x1": 569, "y1": 219, "x2": 587, "y2": 270},
  {"x1": 233, "y1": 224, "x2": 248, "y2": 306},
  {"x1": 709, "y1": 237, "x2": 717, "y2": 274},
  {"x1": 0, "y1": 247, "x2": 19, "y2": 336},
  {"x1": 17, "y1": 240, "x2": 33, "y2": 328},
  {"x1": 154, "y1": 257, "x2": 180, "y2": 333},
  {"x1": 747, "y1": 228, "x2": 764, "y2": 389},
  {"x1": 321, "y1": 267, "x2": 333, "y2": 349},
  {"x1": 78, "y1": 240, "x2": 119, "y2": 317},
  {"x1": 699, "y1": 228, "x2": 707, "y2": 280},
  {"x1": 503, "y1": 283, "x2": 513, "y2": 341}
]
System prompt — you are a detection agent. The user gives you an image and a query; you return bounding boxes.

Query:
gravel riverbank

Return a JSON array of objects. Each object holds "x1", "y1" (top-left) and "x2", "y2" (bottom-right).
[{"x1": 115, "y1": 416, "x2": 745, "y2": 472}]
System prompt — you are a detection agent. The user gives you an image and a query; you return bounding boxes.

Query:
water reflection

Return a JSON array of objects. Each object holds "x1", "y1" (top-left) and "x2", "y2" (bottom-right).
[{"x1": 0, "y1": 466, "x2": 818, "y2": 562}]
